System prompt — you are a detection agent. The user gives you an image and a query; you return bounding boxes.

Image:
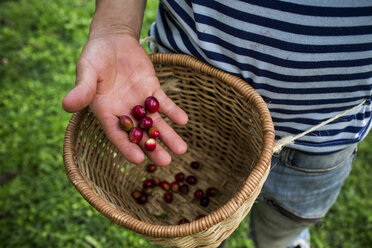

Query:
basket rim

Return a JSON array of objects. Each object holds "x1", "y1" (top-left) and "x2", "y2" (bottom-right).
[{"x1": 63, "y1": 53, "x2": 275, "y2": 238}]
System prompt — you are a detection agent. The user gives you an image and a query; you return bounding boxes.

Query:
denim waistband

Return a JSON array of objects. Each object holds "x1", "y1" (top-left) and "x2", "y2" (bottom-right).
[{"x1": 279, "y1": 143, "x2": 357, "y2": 173}]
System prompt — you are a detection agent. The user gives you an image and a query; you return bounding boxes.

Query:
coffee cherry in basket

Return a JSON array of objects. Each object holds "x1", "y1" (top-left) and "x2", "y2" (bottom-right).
[
  {"x1": 152, "y1": 176, "x2": 161, "y2": 186},
  {"x1": 143, "y1": 179, "x2": 154, "y2": 188},
  {"x1": 196, "y1": 214, "x2": 206, "y2": 220},
  {"x1": 129, "y1": 127, "x2": 143, "y2": 143},
  {"x1": 179, "y1": 184, "x2": 189, "y2": 194},
  {"x1": 138, "y1": 117, "x2": 153, "y2": 130},
  {"x1": 178, "y1": 218, "x2": 189, "y2": 225},
  {"x1": 190, "y1": 161, "x2": 200, "y2": 170},
  {"x1": 200, "y1": 196, "x2": 210, "y2": 207},
  {"x1": 148, "y1": 127, "x2": 160, "y2": 139},
  {"x1": 131, "y1": 105, "x2": 147, "y2": 120},
  {"x1": 194, "y1": 189, "x2": 204, "y2": 200},
  {"x1": 137, "y1": 194, "x2": 148, "y2": 204},
  {"x1": 144, "y1": 138, "x2": 156, "y2": 151},
  {"x1": 163, "y1": 192, "x2": 173, "y2": 203},
  {"x1": 206, "y1": 187, "x2": 219, "y2": 197},
  {"x1": 143, "y1": 187, "x2": 154, "y2": 196},
  {"x1": 175, "y1": 172, "x2": 185, "y2": 182},
  {"x1": 161, "y1": 181, "x2": 170, "y2": 191},
  {"x1": 170, "y1": 181, "x2": 180, "y2": 192},
  {"x1": 145, "y1": 96, "x2": 160, "y2": 113},
  {"x1": 147, "y1": 163, "x2": 157, "y2": 173},
  {"x1": 131, "y1": 190, "x2": 142, "y2": 200},
  {"x1": 186, "y1": 175, "x2": 197, "y2": 185},
  {"x1": 119, "y1": 115, "x2": 134, "y2": 132}
]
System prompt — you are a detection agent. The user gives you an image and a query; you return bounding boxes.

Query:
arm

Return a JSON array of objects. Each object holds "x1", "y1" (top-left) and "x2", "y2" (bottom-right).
[
  {"x1": 90, "y1": 0, "x2": 146, "y2": 40},
  {"x1": 62, "y1": 0, "x2": 188, "y2": 166}
]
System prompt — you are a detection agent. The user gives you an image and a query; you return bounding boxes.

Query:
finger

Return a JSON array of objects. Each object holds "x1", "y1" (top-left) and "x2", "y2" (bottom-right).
[
  {"x1": 153, "y1": 88, "x2": 188, "y2": 125},
  {"x1": 151, "y1": 113, "x2": 187, "y2": 155},
  {"x1": 139, "y1": 133, "x2": 172, "y2": 167},
  {"x1": 100, "y1": 114, "x2": 145, "y2": 164},
  {"x1": 62, "y1": 59, "x2": 97, "y2": 113}
]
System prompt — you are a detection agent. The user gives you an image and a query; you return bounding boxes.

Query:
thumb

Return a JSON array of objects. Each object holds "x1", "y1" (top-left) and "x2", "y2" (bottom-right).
[{"x1": 62, "y1": 59, "x2": 98, "y2": 113}]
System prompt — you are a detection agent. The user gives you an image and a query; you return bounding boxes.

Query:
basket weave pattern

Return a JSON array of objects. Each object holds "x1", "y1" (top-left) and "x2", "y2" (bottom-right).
[{"x1": 63, "y1": 54, "x2": 275, "y2": 247}]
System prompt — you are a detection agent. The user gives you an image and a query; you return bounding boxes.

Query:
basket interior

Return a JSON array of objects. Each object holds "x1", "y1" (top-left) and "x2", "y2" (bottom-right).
[{"x1": 73, "y1": 61, "x2": 264, "y2": 226}]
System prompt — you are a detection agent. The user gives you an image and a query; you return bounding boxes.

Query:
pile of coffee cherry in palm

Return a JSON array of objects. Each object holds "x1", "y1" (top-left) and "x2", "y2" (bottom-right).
[
  {"x1": 119, "y1": 96, "x2": 160, "y2": 151},
  {"x1": 131, "y1": 161, "x2": 220, "y2": 225}
]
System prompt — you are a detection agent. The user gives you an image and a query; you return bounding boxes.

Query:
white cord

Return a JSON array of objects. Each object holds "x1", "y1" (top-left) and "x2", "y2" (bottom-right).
[{"x1": 273, "y1": 99, "x2": 367, "y2": 154}]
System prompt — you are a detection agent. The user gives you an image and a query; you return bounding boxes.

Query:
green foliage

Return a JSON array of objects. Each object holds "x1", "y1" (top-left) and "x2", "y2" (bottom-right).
[
  {"x1": 0, "y1": 0, "x2": 370, "y2": 247},
  {"x1": 309, "y1": 134, "x2": 372, "y2": 248},
  {"x1": 0, "y1": 0, "x2": 160, "y2": 247}
]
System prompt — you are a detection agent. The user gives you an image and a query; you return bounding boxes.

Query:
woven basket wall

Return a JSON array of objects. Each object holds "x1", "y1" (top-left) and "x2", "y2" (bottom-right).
[{"x1": 63, "y1": 53, "x2": 275, "y2": 248}]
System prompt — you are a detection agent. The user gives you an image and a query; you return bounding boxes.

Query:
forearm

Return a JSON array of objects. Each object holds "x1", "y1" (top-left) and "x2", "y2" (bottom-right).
[{"x1": 89, "y1": 0, "x2": 147, "y2": 40}]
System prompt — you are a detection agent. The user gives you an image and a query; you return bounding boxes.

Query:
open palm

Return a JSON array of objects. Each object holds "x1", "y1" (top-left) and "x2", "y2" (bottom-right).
[{"x1": 62, "y1": 35, "x2": 188, "y2": 166}]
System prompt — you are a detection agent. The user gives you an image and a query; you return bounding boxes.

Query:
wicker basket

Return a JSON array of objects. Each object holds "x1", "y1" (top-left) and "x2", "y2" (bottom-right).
[{"x1": 63, "y1": 53, "x2": 275, "y2": 248}]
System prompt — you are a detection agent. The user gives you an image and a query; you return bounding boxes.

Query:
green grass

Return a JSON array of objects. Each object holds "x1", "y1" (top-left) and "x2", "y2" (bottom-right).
[{"x1": 0, "y1": 0, "x2": 371, "y2": 247}]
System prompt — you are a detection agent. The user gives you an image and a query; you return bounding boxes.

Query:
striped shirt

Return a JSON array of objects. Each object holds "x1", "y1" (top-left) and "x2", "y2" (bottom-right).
[{"x1": 149, "y1": 0, "x2": 372, "y2": 154}]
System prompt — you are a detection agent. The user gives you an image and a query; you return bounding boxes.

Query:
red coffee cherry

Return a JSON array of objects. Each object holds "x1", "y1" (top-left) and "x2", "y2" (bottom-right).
[
  {"x1": 143, "y1": 179, "x2": 154, "y2": 188},
  {"x1": 170, "y1": 181, "x2": 180, "y2": 192},
  {"x1": 131, "y1": 105, "x2": 146, "y2": 120},
  {"x1": 179, "y1": 184, "x2": 189, "y2": 194},
  {"x1": 206, "y1": 187, "x2": 219, "y2": 197},
  {"x1": 119, "y1": 115, "x2": 134, "y2": 132},
  {"x1": 137, "y1": 194, "x2": 148, "y2": 204},
  {"x1": 186, "y1": 175, "x2": 197, "y2": 185},
  {"x1": 200, "y1": 196, "x2": 210, "y2": 207},
  {"x1": 145, "y1": 96, "x2": 160, "y2": 113},
  {"x1": 147, "y1": 163, "x2": 157, "y2": 173},
  {"x1": 196, "y1": 214, "x2": 206, "y2": 220},
  {"x1": 194, "y1": 189, "x2": 204, "y2": 200},
  {"x1": 138, "y1": 117, "x2": 153, "y2": 130},
  {"x1": 148, "y1": 127, "x2": 160, "y2": 139},
  {"x1": 163, "y1": 192, "x2": 173, "y2": 203},
  {"x1": 144, "y1": 138, "x2": 156, "y2": 151},
  {"x1": 190, "y1": 161, "x2": 200, "y2": 170},
  {"x1": 178, "y1": 218, "x2": 189, "y2": 225},
  {"x1": 161, "y1": 181, "x2": 170, "y2": 191},
  {"x1": 175, "y1": 172, "x2": 185, "y2": 182},
  {"x1": 129, "y1": 127, "x2": 143, "y2": 143}
]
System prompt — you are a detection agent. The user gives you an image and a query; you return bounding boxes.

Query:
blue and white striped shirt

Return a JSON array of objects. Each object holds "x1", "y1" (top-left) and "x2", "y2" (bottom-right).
[{"x1": 149, "y1": 0, "x2": 372, "y2": 154}]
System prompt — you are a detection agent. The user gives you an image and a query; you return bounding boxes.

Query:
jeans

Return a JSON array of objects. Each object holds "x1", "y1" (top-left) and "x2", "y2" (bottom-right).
[{"x1": 250, "y1": 144, "x2": 357, "y2": 248}]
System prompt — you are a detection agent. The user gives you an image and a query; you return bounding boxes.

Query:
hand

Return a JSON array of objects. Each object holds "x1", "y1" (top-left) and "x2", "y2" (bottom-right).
[{"x1": 62, "y1": 34, "x2": 188, "y2": 166}]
